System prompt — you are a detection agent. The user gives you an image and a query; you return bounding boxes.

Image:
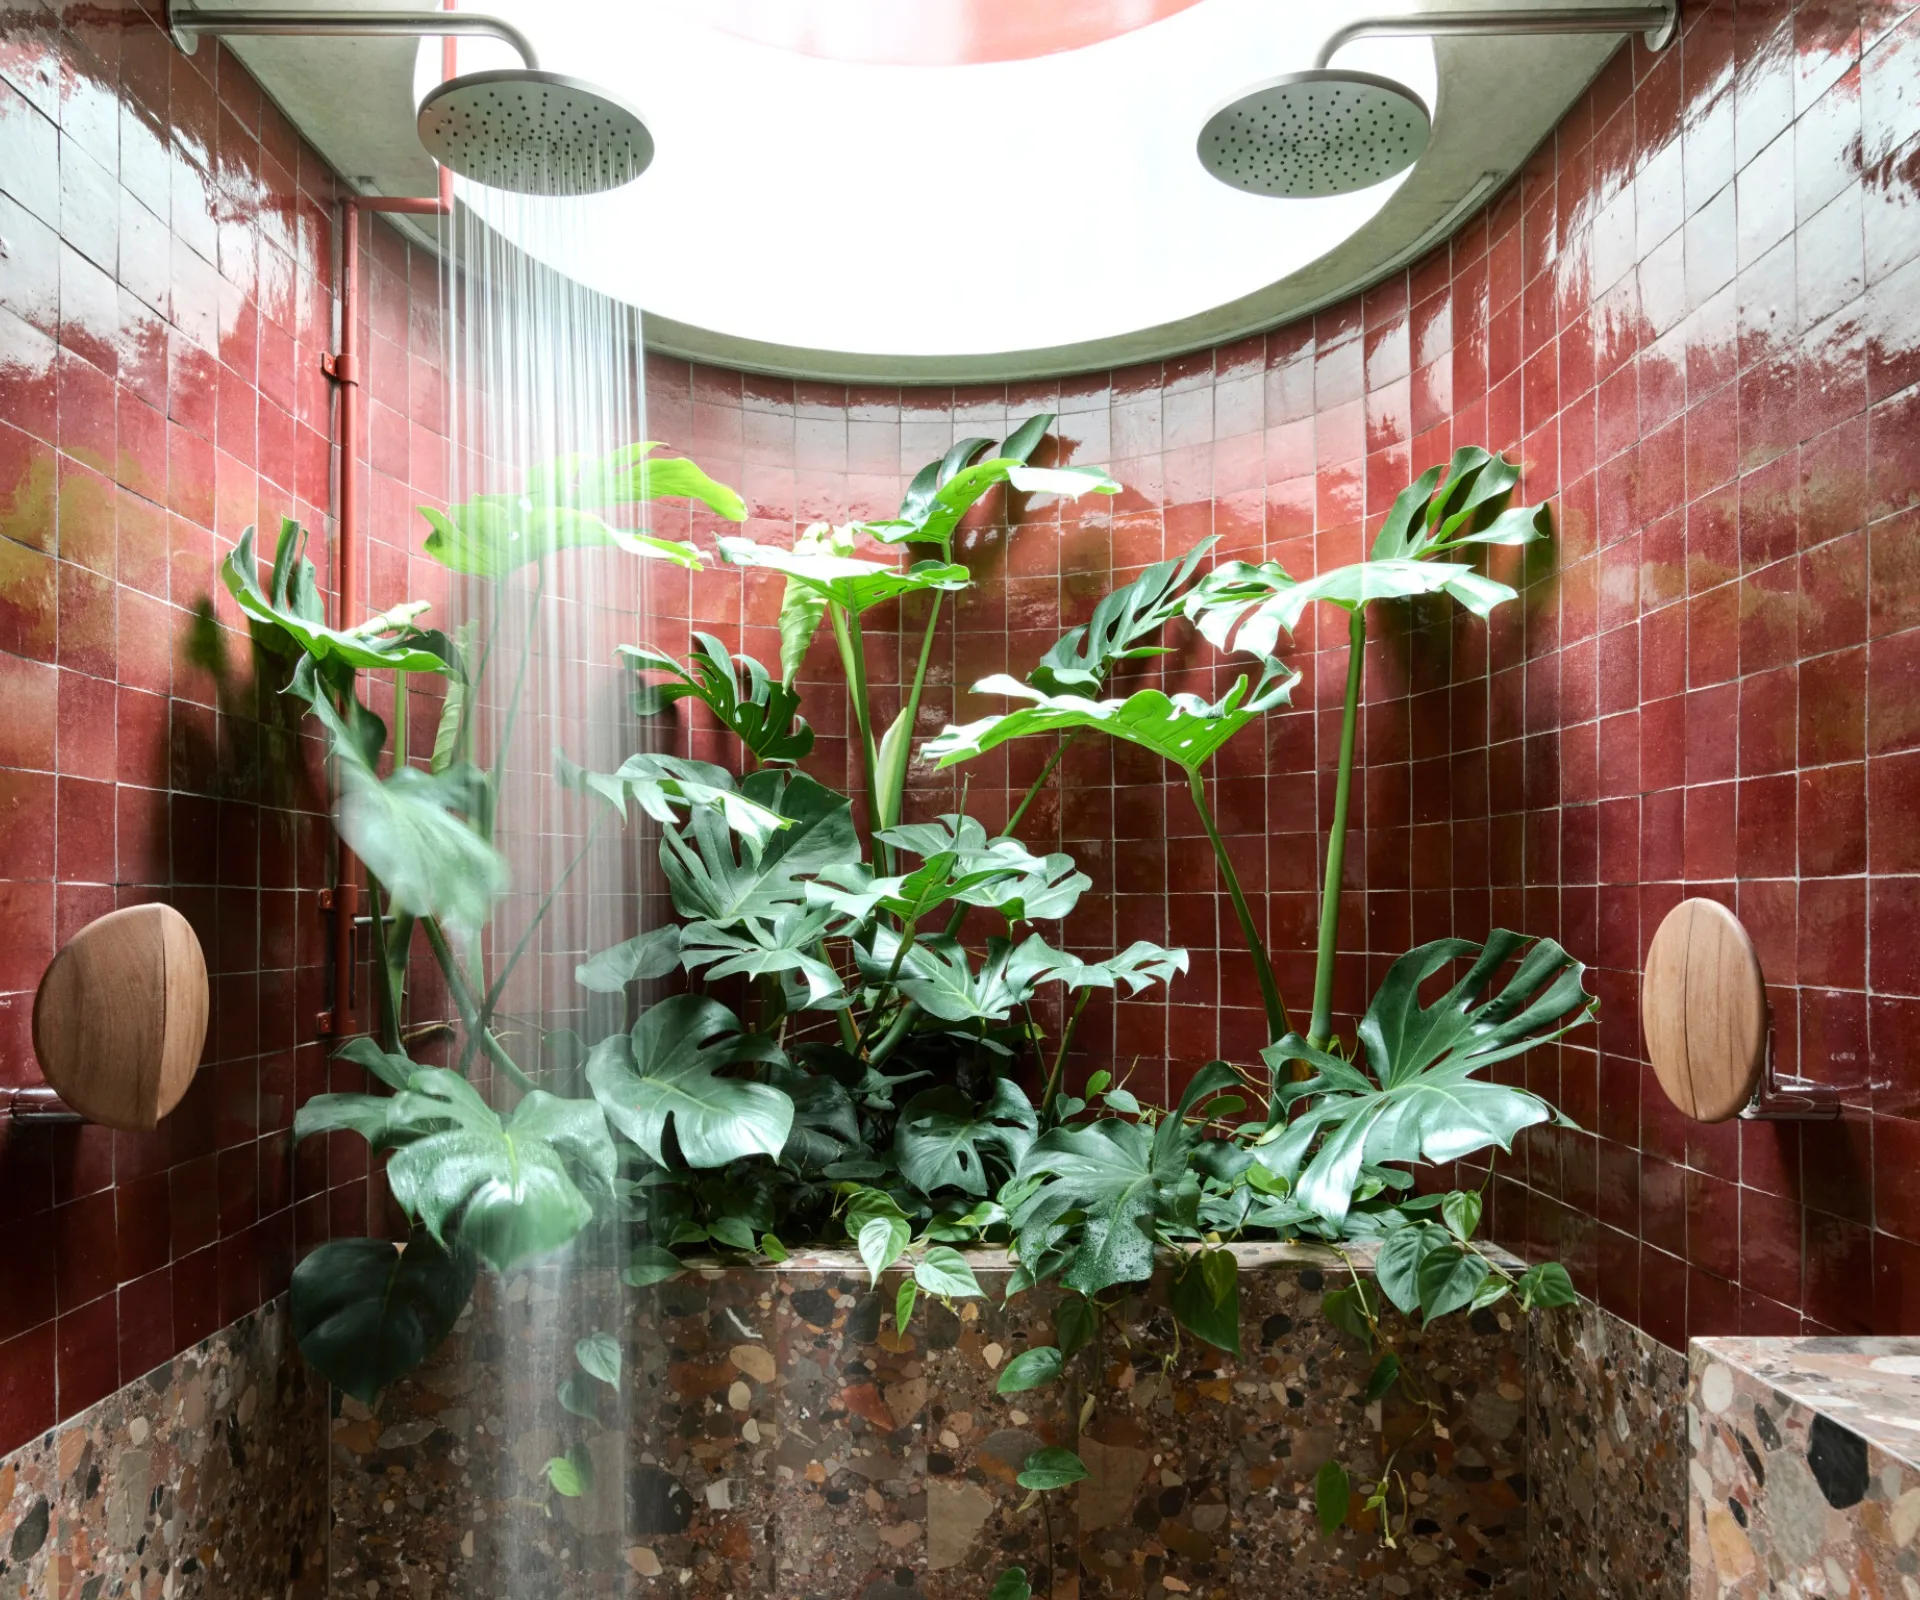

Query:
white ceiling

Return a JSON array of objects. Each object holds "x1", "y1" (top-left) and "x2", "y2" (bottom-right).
[{"x1": 215, "y1": 0, "x2": 1627, "y2": 379}]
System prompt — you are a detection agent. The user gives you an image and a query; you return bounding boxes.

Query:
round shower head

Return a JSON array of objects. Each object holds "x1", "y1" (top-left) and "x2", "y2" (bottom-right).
[
  {"x1": 418, "y1": 69, "x2": 654, "y2": 197},
  {"x1": 1198, "y1": 69, "x2": 1430, "y2": 199}
]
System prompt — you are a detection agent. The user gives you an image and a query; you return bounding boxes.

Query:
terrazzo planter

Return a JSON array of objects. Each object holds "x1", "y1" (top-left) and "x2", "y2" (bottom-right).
[
  {"x1": 0, "y1": 1301, "x2": 327, "y2": 1600},
  {"x1": 325, "y1": 1243, "x2": 1537, "y2": 1599},
  {"x1": 1687, "y1": 1336, "x2": 1920, "y2": 1597}
]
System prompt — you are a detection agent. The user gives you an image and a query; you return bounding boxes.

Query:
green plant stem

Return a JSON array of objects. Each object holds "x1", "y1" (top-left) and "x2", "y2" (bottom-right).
[
  {"x1": 1184, "y1": 766, "x2": 1287, "y2": 1045},
  {"x1": 866, "y1": 1001, "x2": 918, "y2": 1067},
  {"x1": 1002, "y1": 734, "x2": 1073, "y2": 839},
  {"x1": 456, "y1": 819, "x2": 602, "y2": 1074},
  {"x1": 365, "y1": 871, "x2": 403, "y2": 1054},
  {"x1": 853, "y1": 921, "x2": 921, "y2": 1056},
  {"x1": 835, "y1": 605, "x2": 885, "y2": 868},
  {"x1": 1309, "y1": 606, "x2": 1367, "y2": 1052},
  {"x1": 819, "y1": 940, "x2": 861, "y2": 1053},
  {"x1": 900, "y1": 589, "x2": 943, "y2": 750},
  {"x1": 423, "y1": 917, "x2": 538, "y2": 1096},
  {"x1": 1039, "y1": 988, "x2": 1092, "y2": 1115}
]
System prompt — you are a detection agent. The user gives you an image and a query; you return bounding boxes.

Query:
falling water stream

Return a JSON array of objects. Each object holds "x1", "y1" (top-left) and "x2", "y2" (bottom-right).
[{"x1": 432, "y1": 179, "x2": 667, "y2": 1590}]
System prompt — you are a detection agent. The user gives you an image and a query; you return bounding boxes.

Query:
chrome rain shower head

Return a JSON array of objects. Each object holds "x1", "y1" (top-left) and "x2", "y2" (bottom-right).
[
  {"x1": 164, "y1": 3, "x2": 655, "y2": 197},
  {"x1": 418, "y1": 70, "x2": 654, "y2": 197},
  {"x1": 1198, "y1": 69, "x2": 1430, "y2": 199},
  {"x1": 1199, "y1": 4, "x2": 1679, "y2": 199}
]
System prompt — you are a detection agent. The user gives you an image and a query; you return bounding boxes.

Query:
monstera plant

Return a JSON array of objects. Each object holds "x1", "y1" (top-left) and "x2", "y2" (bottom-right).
[{"x1": 237, "y1": 419, "x2": 1592, "y2": 1579}]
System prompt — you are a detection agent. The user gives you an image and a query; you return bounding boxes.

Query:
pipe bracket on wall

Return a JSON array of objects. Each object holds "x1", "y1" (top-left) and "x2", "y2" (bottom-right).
[
  {"x1": 163, "y1": 1, "x2": 539, "y2": 67},
  {"x1": 1642, "y1": 898, "x2": 1848, "y2": 1124}
]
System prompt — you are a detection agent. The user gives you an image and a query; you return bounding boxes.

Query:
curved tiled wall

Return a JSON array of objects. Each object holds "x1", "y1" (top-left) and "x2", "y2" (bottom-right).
[{"x1": 1, "y1": 0, "x2": 1917, "y2": 1465}]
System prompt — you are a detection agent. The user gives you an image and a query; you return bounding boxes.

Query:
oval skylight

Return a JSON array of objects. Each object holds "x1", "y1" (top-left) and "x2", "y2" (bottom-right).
[{"x1": 419, "y1": 0, "x2": 1435, "y2": 362}]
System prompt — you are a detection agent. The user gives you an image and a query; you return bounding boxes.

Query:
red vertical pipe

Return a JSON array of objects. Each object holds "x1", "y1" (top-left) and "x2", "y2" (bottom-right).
[
  {"x1": 326, "y1": 17, "x2": 456, "y2": 1036},
  {"x1": 330, "y1": 199, "x2": 364, "y2": 1037}
]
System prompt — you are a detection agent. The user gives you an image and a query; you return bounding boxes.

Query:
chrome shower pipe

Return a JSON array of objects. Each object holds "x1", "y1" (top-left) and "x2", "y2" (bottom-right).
[
  {"x1": 164, "y1": 2, "x2": 539, "y2": 67},
  {"x1": 1314, "y1": 2, "x2": 1678, "y2": 69}
]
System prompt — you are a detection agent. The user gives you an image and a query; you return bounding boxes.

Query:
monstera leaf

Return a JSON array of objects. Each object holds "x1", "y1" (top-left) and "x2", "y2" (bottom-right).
[
  {"x1": 419, "y1": 443, "x2": 744, "y2": 578},
  {"x1": 225, "y1": 520, "x2": 457, "y2": 675},
  {"x1": 926, "y1": 661, "x2": 1299, "y2": 778},
  {"x1": 1185, "y1": 449, "x2": 1549, "y2": 658},
  {"x1": 383, "y1": 1071, "x2": 616, "y2": 1269},
  {"x1": 558, "y1": 751, "x2": 790, "y2": 849},
  {"x1": 871, "y1": 816, "x2": 1086, "y2": 923},
  {"x1": 1028, "y1": 537, "x2": 1215, "y2": 695},
  {"x1": 662, "y1": 770, "x2": 857, "y2": 923},
  {"x1": 1010, "y1": 1061, "x2": 1239, "y2": 1295},
  {"x1": 871, "y1": 414, "x2": 1119, "y2": 553},
  {"x1": 289, "y1": 1228, "x2": 476, "y2": 1404},
  {"x1": 894, "y1": 1079, "x2": 1039, "y2": 1197},
  {"x1": 337, "y1": 762, "x2": 506, "y2": 939},
  {"x1": 1258, "y1": 933, "x2": 1596, "y2": 1225},
  {"x1": 575, "y1": 926, "x2": 683, "y2": 993},
  {"x1": 585, "y1": 994, "x2": 793, "y2": 1168},
  {"x1": 958, "y1": 852, "x2": 1091, "y2": 923},
  {"x1": 623, "y1": 634, "x2": 813, "y2": 765},
  {"x1": 807, "y1": 851, "x2": 1029, "y2": 926},
  {"x1": 678, "y1": 904, "x2": 848, "y2": 1005},
  {"x1": 717, "y1": 534, "x2": 972, "y2": 615}
]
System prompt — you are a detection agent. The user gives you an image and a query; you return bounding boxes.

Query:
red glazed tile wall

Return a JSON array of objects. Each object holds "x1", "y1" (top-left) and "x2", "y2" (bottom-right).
[
  {"x1": 636, "y1": 0, "x2": 1920, "y2": 1351},
  {"x1": 4, "y1": 0, "x2": 1916, "y2": 1462},
  {"x1": 0, "y1": 1, "x2": 449, "y2": 1455}
]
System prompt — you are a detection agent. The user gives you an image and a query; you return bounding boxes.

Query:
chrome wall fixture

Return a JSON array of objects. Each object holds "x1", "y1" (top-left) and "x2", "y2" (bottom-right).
[{"x1": 1199, "y1": 2, "x2": 1679, "y2": 198}]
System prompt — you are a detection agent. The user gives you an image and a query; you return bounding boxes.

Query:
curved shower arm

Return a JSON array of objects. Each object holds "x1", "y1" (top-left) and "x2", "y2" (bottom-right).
[
  {"x1": 165, "y1": 3, "x2": 540, "y2": 69},
  {"x1": 1314, "y1": 2, "x2": 1677, "y2": 69}
]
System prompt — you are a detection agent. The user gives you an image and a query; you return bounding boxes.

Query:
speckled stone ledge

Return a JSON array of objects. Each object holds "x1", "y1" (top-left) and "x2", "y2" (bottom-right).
[
  {"x1": 1528, "y1": 1301, "x2": 1688, "y2": 1600},
  {"x1": 325, "y1": 1243, "x2": 1543, "y2": 1598},
  {"x1": 1688, "y1": 1336, "x2": 1920, "y2": 1596},
  {"x1": 0, "y1": 1298, "x2": 327, "y2": 1600}
]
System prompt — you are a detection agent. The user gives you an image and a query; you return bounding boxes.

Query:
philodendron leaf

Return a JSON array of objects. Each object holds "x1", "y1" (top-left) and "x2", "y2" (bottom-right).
[
  {"x1": 858, "y1": 1213, "x2": 910, "y2": 1284},
  {"x1": 1517, "y1": 1261, "x2": 1578, "y2": 1309},
  {"x1": 893, "y1": 1079, "x2": 1038, "y2": 1198},
  {"x1": 913, "y1": 1245, "x2": 984, "y2": 1301},
  {"x1": 1028, "y1": 537, "x2": 1216, "y2": 696},
  {"x1": 1260, "y1": 933, "x2": 1596, "y2": 1227},
  {"x1": 717, "y1": 533, "x2": 973, "y2": 616},
  {"x1": 996, "y1": 1345, "x2": 1065, "y2": 1394},
  {"x1": 545, "y1": 1444, "x2": 594, "y2": 1498},
  {"x1": 623, "y1": 1245, "x2": 683, "y2": 1289},
  {"x1": 926, "y1": 660, "x2": 1299, "y2": 778},
  {"x1": 1314, "y1": 1460, "x2": 1350, "y2": 1535},
  {"x1": 576, "y1": 1332, "x2": 622, "y2": 1387},
  {"x1": 1442, "y1": 1189, "x2": 1483, "y2": 1242},
  {"x1": 288, "y1": 1228, "x2": 476, "y2": 1404},
  {"x1": 383, "y1": 1074, "x2": 616, "y2": 1270},
  {"x1": 1168, "y1": 1246, "x2": 1240, "y2": 1356},
  {"x1": 575, "y1": 925, "x2": 682, "y2": 992},
  {"x1": 585, "y1": 993, "x2": 794, "y2": 1169},
  {"x1": 1017, "y1": 1447, "x2": 1090, "y2": 1492},
  {"x1": 622, "y1": 633, "x2": 813, "y2": 765},
  {"x1": 990, "y1": 1568, "x2": 1033, "y2": 1600}
]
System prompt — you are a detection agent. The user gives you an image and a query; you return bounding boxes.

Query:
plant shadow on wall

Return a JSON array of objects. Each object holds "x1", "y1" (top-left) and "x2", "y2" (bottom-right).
[{"x1": 228, "y1": 416, "x2": 1593, "y2": 1585}]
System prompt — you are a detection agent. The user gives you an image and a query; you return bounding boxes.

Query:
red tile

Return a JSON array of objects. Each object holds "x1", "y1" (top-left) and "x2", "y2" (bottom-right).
[{"x1": 0, "y1": 1324, "x2": 56, "y2": 1457}]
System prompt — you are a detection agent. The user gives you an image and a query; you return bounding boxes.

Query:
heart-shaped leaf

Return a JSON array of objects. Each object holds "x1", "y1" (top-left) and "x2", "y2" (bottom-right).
[{"x1": 288, "y1": 1229, "x2": 475, "y2": 1404}]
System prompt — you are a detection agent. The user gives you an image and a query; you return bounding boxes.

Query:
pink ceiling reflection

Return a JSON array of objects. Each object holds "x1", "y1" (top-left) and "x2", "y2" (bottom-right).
[{"x1": 665, "y1": 0, "x2": 1209, "y2": 65}]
